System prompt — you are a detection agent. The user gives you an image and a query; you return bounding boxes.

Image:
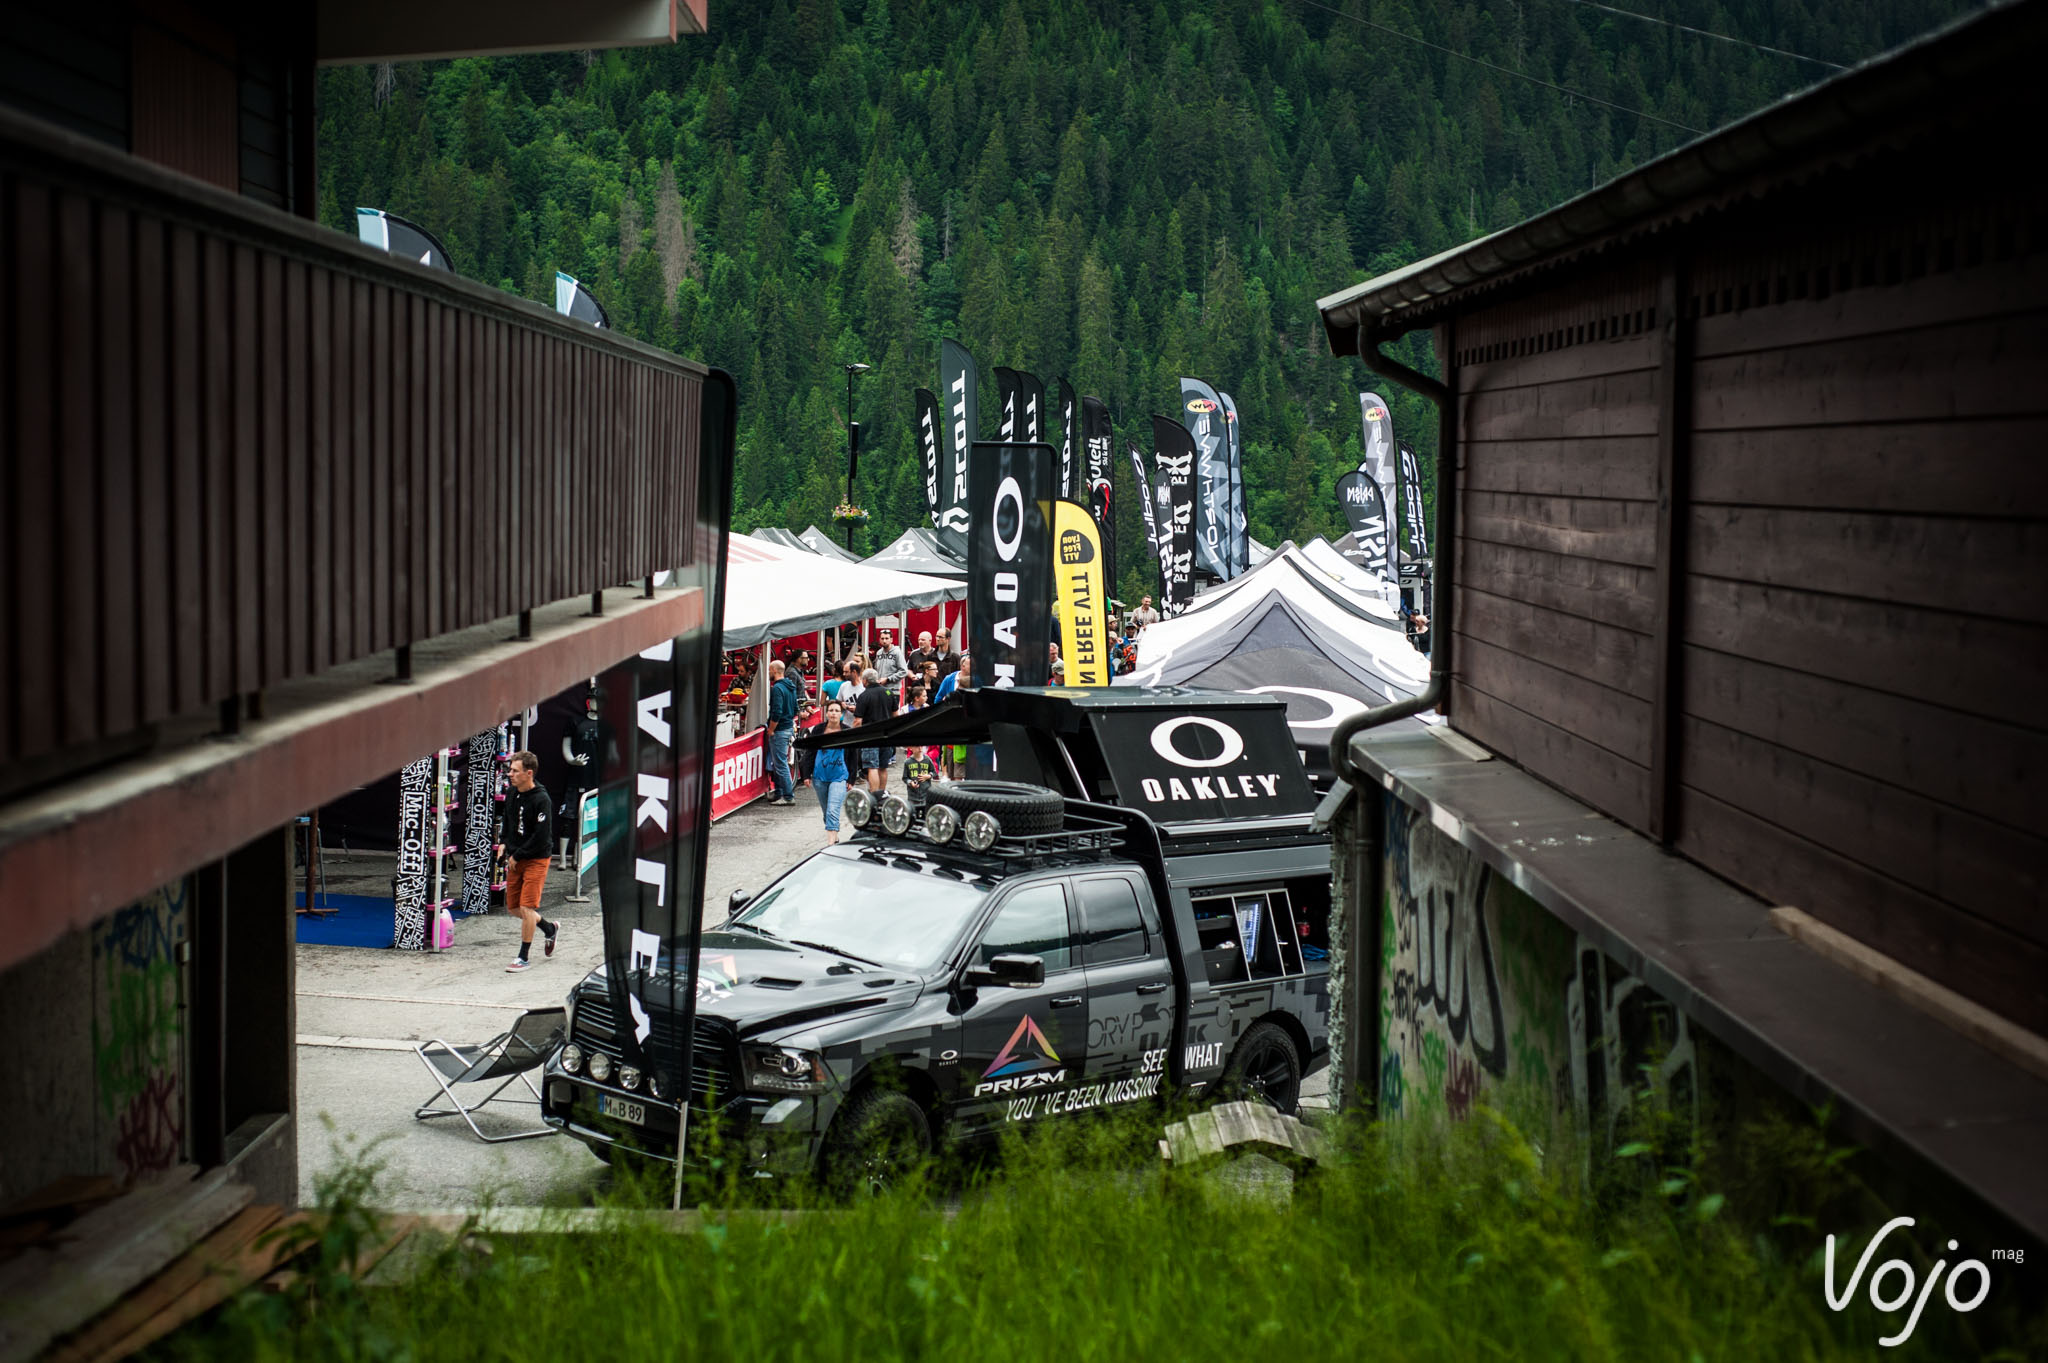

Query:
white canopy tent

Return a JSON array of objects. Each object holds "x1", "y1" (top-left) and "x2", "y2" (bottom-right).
[{"x1": 721, "y1": 534, "x2": 966, "y2": 649}]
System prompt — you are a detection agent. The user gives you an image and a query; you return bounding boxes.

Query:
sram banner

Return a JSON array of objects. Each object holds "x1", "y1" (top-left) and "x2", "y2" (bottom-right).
[
  {"x1": 1087, "y1": 704, "x2": 1315, "y2": 823},
  {"x1": 1053, "y1": 499, "x2": 1108, "y2": 686},
  {"x1": 968, "y1": 441, "x2": 1055, "y2": 688},
  {"x1": 709, "y1": 728, "x2": 768, "y2": 820}
]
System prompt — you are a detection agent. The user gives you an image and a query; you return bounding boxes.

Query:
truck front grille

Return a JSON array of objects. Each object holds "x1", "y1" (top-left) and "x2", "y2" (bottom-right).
[{"x1": 572, "y1": 992, "x2": 740, "y2": 1108}]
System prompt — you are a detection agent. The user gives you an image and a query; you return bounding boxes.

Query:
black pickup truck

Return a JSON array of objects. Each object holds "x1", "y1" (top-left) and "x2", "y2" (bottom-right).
[{"x1": 539, "y1": 688, "x2": 1333, "y2": 1189}]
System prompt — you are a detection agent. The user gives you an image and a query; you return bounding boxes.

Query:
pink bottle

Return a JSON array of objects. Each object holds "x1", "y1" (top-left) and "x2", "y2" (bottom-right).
[{"x1": 434, "y1": 906, "x2": 455, "y2": 951}]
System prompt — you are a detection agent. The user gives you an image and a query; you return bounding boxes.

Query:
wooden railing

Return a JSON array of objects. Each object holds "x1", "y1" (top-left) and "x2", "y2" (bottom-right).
[{"x1": 1, "y1": 104, "x2": 714, "y2": 775}]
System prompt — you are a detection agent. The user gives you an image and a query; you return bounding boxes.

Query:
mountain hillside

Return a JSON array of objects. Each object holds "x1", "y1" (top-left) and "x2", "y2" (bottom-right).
[{"x1": 317, "y1": 0, "x2": 1975, "y2": 599}]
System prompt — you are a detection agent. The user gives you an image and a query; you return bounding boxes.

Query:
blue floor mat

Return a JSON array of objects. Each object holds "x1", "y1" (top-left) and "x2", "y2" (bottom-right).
[{"x1": 294, "y1": 892, "x2": 398, "y2": 948}]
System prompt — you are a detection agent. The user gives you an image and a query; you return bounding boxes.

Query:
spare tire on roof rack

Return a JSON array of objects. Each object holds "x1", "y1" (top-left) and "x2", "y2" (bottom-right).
[{"x1": 924, "y1": 781, "x2": 1064, "y2": 837}]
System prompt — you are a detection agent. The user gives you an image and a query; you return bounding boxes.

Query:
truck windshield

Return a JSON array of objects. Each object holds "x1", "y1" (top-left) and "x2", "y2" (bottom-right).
[{"x1": 732, "y1": 853, "x2": 989, "y2": 972}]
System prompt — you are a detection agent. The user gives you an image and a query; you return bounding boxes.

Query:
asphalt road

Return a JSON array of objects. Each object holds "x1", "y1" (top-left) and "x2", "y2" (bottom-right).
[{"x1": 295, "y1": 772, "x2": 1328, "y2": 1209}]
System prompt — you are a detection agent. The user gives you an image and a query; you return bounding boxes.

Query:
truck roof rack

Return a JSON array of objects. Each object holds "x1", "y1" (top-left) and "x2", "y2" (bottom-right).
[{"x1": 852, "y1": 804, "x2": 1129, "y2": 869}]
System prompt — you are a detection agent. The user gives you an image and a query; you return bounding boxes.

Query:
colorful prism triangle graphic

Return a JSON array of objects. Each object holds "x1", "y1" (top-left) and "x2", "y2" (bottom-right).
[{"x1": 985, "y1": 1013, "x2": 1062, "y2": 1078}]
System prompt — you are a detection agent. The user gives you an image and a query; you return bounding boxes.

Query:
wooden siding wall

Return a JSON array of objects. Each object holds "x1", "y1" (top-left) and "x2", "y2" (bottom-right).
[
  {"x1": 1449, "y1": 261, "x2": 1663, "y2": 828},
  {"x1": 0, "y1": 107, "x2": 710, "y2": 777},
  {"x1": 1443, "y1": 168, "x2": 2048, "y2": 1032},
  {"x1": 1674, "y1": 177, "x2": 2048, "y2": 1034}
]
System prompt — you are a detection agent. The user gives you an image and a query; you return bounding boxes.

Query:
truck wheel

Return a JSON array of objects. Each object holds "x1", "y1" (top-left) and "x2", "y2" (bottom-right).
[
  {"x1": 1219, "y1": 1022, "x2": 1303, "y2": 1115},
  {"x1": 821, "y1": 1087, "x2": 933, "y2": 1198},
  {"x1": 925, "y1": 780, "x2": 1064, "y2": 836}
]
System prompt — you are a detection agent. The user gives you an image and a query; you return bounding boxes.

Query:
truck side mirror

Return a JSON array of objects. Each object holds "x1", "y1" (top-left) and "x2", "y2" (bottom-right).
[
  {"x1": 963, "y1": 953, "x2": 1045, "y2": 989},
  {"x1": 727, "y1": 889, "x2": 753, "y2": 918}
]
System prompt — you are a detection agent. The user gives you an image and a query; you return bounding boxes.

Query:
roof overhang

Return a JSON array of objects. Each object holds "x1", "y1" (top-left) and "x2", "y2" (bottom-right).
[
  {"x1": 0, "y1": 584, "x2": 701, "y2": 974},
  {"x1": 1318, "y1": 0, "x2": 2048, "y2": 350},
  {"x1": 317, "y1": 0, "x2": 705, "y2": 65}
]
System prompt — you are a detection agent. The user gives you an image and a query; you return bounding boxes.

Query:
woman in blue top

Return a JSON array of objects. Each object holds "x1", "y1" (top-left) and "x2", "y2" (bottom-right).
[{"x1": 812, "y1": 700, "x2": 852, "y2": 843}]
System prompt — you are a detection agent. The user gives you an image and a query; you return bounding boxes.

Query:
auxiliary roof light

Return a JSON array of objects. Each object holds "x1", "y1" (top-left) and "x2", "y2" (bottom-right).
[
  {"x1": 842, "y1": 787, "x2": 874, "y2": 828},
  {"x1": 925, "y1": 804, "x2": 960, "y2": 845},
  {"x1": 963, "y1": 811, "x2": 1001, "y2": 853},
  {"x1": 879, "y1": 796, "x2": 913, "y2": 836}
]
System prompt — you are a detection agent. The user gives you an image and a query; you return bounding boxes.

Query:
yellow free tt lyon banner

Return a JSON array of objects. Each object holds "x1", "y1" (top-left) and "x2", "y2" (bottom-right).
[{"x1": 1054, "y1": 498, "x2": 1109, "y2": 686}]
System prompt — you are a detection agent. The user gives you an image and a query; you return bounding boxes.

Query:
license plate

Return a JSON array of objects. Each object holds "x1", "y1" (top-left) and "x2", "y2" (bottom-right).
[{"x1": 598, "y1": 1094, "x2": 647, "y2": 1126}]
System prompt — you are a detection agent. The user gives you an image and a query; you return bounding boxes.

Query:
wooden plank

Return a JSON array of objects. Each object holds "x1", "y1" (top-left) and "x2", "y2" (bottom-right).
[
  {"x1": 1461, "y1": 435, "x2": 1658, "y2": 501},
  {"x1": 40, "y1": 1204, "x2": 281, "y2": 1363},
  {"x1": 1683, "y1": 713, "x2": 2044, "y2": 942},
  {"x1": 1689, "y1": 505, "x2": 2048, "y2": 627},
  {"x1": 1683, "y1": 646, "x2": 2048, "y2": 840},
  {"x1": 132, "y1": 220, "x2": 170, "y2": 728},
  {"x1": 1691, "y1": 312, "x2": 2048, "y2": 432},
  {"x1": 308, "y1": 268, "x2": 333, "y2": 675},
  {"x1": 9, "y1": 181, "x2": 55, "y2": 762},
  {"x1": 406, "y1": 295, "x2": 426, "y2": 641},
  {"x1": 282, "y1": 258, "x2": 309, "y2": 679},
  {"x1": 349, "y1": 277, "x2": 371, "y2": 658},
  {"x1": 201, "y1": 235, "x2": 234, "y2": 704},
  {"x1": 258, "y1": 251, "x2": 285, "y2": 686},
  {"x1": 1684, "y1": 575, "x2": 2048, "y2": 733},
  {"x1": 167, "y1": 225, "x2": 203, "y2": 715},
  {"x1": 1459, "y1": 489, "x2": 1656, "y2": 567},
  {"x1": 1648, "y1": 258, "x2": 1691, "y2": 842},
  {"x1": 388, "y1": 290, "x2": 410, "y2": 649},
  {"x1": 1676, "y1": 786, "x2": 2048, "y2": 1035},
  {"x1": 56, "y1": 191, "x2": 99, "y2": 747},
  {"x1": 1454, "y1": 537, "x2": 1655, "y2": 633},
  {"x1": 369, "y1": 283, "x2": 391, "y2": 654},
  {"x1": 1454, "y1": 632, "x2": 1653, "y2": 765},
  {"x1": 95, "y1": 203, "x2": 136, "y2": 740},
  {"x1": 230, "y1": 244, "x2": 260, "y2": 697},
  {"x1": 1456, "y1": 331, "x2": 1660, "y2": 393},
  {"x1": 1450, "y1": 681, "x2": 1650, "y2": 831},
  {"x1": 1690, "y1": 419, "x2": 2048, "y2": 517},
  {"x1": 1457, "y1": 584, "x2": 1653, "y2": 699},
  {"x1": 1691, "y1": 249, "x2": 2048, "y2": 361},
  {"x1": 1771, "y1": 908, "x2": 2048, "y2": 1087},
  {"x1": 1460, "y1": 366, "x2": 1660, "y2": 443}
]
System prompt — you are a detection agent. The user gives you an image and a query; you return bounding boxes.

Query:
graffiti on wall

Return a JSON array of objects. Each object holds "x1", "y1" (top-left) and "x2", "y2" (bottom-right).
[
  {"x1": 92, "y1": 880, "x2": 189, "y2": 1179},
  {"x1": 1379, "y1": 800, "x2": 1698, "y2": 1155}
]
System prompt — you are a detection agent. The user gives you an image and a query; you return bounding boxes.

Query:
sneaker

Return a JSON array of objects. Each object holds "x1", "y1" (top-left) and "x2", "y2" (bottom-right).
[
  {"x1": 506, "y1": 958, "x2": 531, "y2": 972},
  {"x1": 543, "y1": 923, "x2": 558, "y2": 958}
]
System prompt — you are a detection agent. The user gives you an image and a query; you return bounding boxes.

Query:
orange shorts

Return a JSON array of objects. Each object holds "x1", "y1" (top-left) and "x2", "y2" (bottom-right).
[{"x1": 506, "y1": 856, "x2": 550, "y2": 911}]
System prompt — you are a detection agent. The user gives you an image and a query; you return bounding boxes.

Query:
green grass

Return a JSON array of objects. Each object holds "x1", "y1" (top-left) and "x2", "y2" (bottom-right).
[{"x1": 166, "y1": 1106, "x2": 2040, "y2": 1363}]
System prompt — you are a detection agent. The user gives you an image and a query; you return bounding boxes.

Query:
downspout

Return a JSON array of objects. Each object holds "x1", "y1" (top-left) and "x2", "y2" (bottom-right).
[{"x1": 1327, "y1": 323, "x2": 1456, "y2": 787}]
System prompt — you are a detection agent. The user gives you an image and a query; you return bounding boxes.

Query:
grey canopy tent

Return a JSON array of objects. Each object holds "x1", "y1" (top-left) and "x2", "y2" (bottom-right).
[
  {"x1": 750, "y1": 527, "x2": 814, "y2": 552},
  {"x1": 860, "y1": 526, "x2": 969, "y2": 577},
  {"x1": 798, "y1": 525, "x2": 864, "y2": 563}
]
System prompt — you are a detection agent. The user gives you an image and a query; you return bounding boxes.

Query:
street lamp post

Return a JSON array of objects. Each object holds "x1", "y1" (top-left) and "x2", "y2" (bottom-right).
[{"x1": 844, "y1": 362, "x2": 871, "y2": 550}]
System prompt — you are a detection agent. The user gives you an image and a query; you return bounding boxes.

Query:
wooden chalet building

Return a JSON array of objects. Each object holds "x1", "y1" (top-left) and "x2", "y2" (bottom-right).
[
  {"x1": 0, "y1": 0, "x2": 724, "y2": 1223},
  {"x1": 1318, "y1": 2, "x2": 2048, "y2": 1244}
]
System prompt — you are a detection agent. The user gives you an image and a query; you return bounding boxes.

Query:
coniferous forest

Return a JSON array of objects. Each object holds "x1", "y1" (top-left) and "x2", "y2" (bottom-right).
[{"x1": 316, "y1": 0, "x2": 1975, "y2": 602}]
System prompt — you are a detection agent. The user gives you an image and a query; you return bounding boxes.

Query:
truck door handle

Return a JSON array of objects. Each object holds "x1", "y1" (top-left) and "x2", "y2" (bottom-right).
[
  {"x1": 1050, "y1": 995, "x2": 1083, "y2": 1009},
  {"x1": 1136, "y1": 982, "x2": 1168, "y2": 995}
]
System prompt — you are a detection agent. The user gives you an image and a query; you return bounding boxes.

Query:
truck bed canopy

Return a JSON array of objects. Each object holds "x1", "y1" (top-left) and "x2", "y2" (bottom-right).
[{"x1": 800, "y1": 686, "x2": 1317, "y2": 828}]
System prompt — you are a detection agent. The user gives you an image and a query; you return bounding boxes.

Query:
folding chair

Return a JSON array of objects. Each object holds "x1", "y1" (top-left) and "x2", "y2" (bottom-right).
[{"x1": 413, "y1": 1006, "x2": 566, "y2": 1143}]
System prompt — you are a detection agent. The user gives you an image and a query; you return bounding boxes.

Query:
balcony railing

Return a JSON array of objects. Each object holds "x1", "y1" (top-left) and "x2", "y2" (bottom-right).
[{"x1": 1, "y1": 104, "x2": 714, "y2": 781}]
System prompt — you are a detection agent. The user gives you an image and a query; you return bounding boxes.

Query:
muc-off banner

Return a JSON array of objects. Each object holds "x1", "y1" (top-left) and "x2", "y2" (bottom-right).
[
  {"x1": 1399, "y1": 441, "x2": 1429, "y2": 558},
  {"x1": 1152, "y1": 416, "x2": 1198, "y2": 615},
  {"x1": 593, "y1": 370, "x2": 735, "y2": 1187},
  {"x1": 1021, "y1": 372, "x2": 1047, "y2": 448},
  {"x1": 915, "y1": 388, "x2": 943, "y2": 530},
  {"x1": 355, "y1": 208, "x2": 452, "y2": 271},
  {"x1": 1054, "y1": 499, "x2": 1108, "y2": 686},
  {"x1": 1086, "y1": 704, "x2": 1316, "y2": 824},
  {"x1": 1336, "y1": 469, "x2": 1392, "y2": 578},
  {"x1": 1220, "y1": 390, "x2": 1246, "y2": 580},
  {"x1": 995, "y1": 367, "x2": 1021, "y2": 441},
  {"x1": 968, "y1": 441, "x2": 1055, "y2": 689},
  {"x1": 938, "y1": 340, "x2": 979, "y2": 551},
  {"x1": 1056, "y1": 378, "x2": 1078, "y2": 499},
  {"x1": 1179, "y1": 379, "x2": 1230, "y2": 581},
  {"x1": 1128, "y1": 438, "x2": 1159, "y2": 555},
  {"x1": 393, "y1": 756, "x2": 434, "y2": 950},
  {"x1": 555, "y1": 271, "x2": 610, "y2": 328},
  {"x1": 462, "y1": 727, "x2": 503, "y2": 916}
]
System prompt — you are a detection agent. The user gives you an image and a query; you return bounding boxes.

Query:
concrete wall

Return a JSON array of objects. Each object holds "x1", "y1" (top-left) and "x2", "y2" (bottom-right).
[
  {"x1": 0, "y1": 878, "x2": 191, "y2": 1206},
  {"x1": 1374, "y1": 797, "x2": 1702, "y2": 1159}
]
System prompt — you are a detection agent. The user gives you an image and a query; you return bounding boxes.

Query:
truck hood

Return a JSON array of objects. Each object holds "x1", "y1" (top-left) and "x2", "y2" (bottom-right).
[{"x1": 581, "y1": 929, "x2": 928, "y2": 1040}]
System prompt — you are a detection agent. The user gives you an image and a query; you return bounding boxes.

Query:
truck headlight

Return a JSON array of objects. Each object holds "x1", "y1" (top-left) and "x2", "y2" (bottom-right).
[
  {"x1": 743, "y1": 1044, "x2": 828, "y2": 1094},
  {"x1": 588, "y1": 1051, "x2": 613, "y2": 1083},
  {"x1": 620, "y1": 1065, "x2": 643, "y2": 1092},
  {"x1": 561, "y1": 1044, "x2": 584, "y2": 1075}
]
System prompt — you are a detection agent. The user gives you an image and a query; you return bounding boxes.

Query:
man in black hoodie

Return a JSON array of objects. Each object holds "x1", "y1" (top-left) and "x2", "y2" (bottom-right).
[{"x1": 498, "y1": 750, "x2": 559, "y2": 972}]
